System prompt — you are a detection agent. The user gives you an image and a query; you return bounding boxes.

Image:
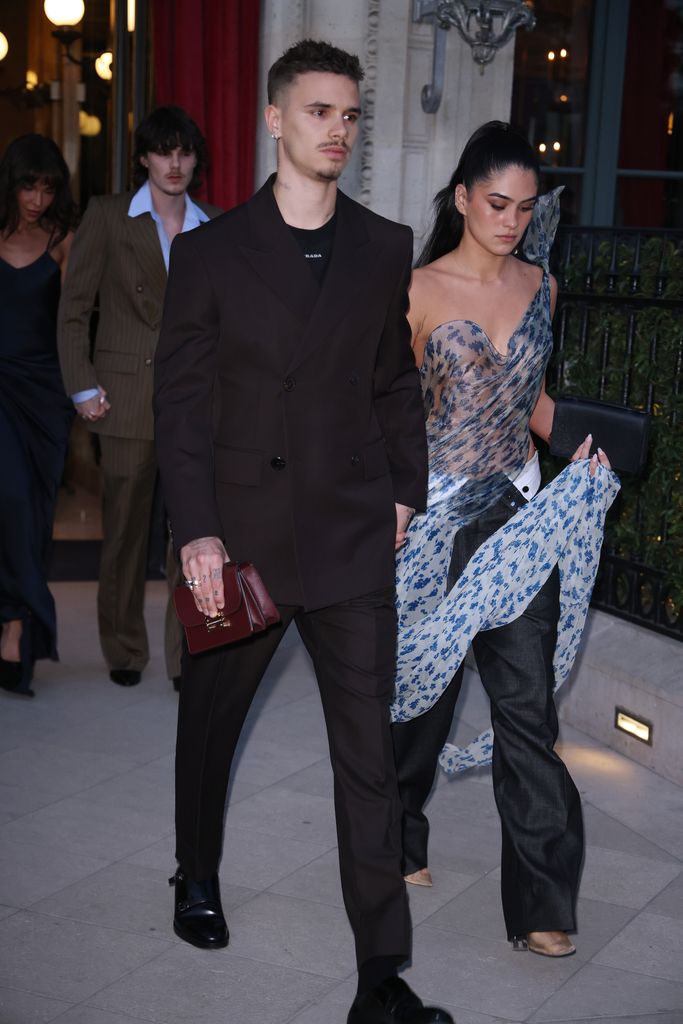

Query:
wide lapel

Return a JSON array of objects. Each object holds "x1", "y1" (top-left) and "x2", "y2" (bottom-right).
[
  {"x1": 285, "y1": 190, "x2": 378, "y2": 374},
  {"x1": 123, "y1": 204, "x2": 167, "y2": 302},
  {"x1": 240, "y1": 176, "x2": 319, "y2": 328}
]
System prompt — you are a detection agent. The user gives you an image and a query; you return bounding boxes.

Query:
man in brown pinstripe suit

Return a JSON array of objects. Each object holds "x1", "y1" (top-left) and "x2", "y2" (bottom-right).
[{"x1": 57, "y1": 107, "x2": 221, "y2": 688}]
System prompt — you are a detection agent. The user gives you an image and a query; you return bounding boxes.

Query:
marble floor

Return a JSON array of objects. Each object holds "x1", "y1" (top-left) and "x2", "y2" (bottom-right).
[{"x1": 1, "y1": 582, "x2": 681, "y2": 1024}]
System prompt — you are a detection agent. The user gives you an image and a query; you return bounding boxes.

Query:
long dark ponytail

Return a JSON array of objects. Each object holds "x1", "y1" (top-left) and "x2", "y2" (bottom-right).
[{"x1": 417, "y1": 121, "x2": 540, "y2": 267}]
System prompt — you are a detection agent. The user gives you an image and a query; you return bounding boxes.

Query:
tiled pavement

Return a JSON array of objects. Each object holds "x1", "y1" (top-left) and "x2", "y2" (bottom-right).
[{"x1": 1, "y1": 581, "x2": 682, "y2": 1024}]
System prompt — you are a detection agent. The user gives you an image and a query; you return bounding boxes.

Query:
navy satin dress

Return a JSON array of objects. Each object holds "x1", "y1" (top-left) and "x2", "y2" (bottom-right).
[{"x1": 0, "y1": 250, "x2": 73, "y2": 692}]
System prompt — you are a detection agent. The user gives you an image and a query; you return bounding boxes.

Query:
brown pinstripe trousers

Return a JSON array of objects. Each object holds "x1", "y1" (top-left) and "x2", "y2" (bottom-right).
[{"x1": 98, "y1": 435, "x2": 182, "y2": 677}]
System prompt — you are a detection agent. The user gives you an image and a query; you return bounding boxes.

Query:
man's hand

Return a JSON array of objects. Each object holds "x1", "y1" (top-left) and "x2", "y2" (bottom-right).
[
  {"x1": 75, "y1": 385, "x2": 110, "y2": 422},
  {"x1": 180, "y1": 536, "x2": 229, "y2": 617},
  {"x1": 395, "y1": 503, "x2": 415, "y2": 550}
]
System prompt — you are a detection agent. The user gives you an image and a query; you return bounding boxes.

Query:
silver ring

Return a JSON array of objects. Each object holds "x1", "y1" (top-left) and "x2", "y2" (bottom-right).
[{"x1": 184, "y1": 577, "x2": 200, "y2": 590}]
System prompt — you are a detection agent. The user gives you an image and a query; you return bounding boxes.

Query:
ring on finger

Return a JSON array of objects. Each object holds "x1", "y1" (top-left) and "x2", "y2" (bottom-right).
[{"x1": 184, "y1": 577, "x2": 200, "y2": 590}]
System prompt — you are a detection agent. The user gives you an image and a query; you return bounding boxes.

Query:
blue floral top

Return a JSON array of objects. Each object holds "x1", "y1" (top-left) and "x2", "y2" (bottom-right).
[{"x1": 391, "y1": 189, "x2": 620, "y2": 773}]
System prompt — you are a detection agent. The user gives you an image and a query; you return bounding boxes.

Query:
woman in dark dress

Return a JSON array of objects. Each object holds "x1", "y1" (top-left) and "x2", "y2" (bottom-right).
[{"x1": 0, "y1": 135, "x2": 77, "y2": 695}]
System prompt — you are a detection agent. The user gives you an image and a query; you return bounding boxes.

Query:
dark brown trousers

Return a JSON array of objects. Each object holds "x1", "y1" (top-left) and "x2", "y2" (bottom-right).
[
  {"x1": 174, "y1": 586, "x2": 411, "y2": 969},
  {"x1": 97, "y1": 436, "x2": 182, "y2": 677}
]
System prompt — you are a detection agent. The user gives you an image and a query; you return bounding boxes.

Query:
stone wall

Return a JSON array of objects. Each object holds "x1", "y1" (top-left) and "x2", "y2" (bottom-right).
[{"x1": 255, "y1": 0, "x2": 516, "y2": 249}]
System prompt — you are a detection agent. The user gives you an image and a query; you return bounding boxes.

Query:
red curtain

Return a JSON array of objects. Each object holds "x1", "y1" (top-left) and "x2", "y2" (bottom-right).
[
  {"x1": 618, "y1": 0, "x2": 678, "y2": 226},
  {"x1": 152, "y1": 0, "x2": 260, "y2": 210}
]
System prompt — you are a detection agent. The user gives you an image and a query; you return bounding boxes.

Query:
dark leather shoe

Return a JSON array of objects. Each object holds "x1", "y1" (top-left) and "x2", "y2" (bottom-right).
[
  {"x1": 172, "y1": 676, "x2": 181, "y2": 692},
  {"x1": 348, "y1": 976, "x2": 454, "y2": 1023},
  {"x1": 110, "y1": 669, "x2": 141, "y2": 686},
  {"x1": 169, "y1": 868, "x2": 229, "y2": 949}
]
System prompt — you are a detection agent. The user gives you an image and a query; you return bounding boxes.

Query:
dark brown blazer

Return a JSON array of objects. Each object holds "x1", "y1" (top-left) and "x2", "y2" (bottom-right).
[
  {"x1": 57, "y1": 191, "x2": 221, "y2": 441},
  {"x1": 154, "y1": 177, "x2": 428, "y2": 610}
]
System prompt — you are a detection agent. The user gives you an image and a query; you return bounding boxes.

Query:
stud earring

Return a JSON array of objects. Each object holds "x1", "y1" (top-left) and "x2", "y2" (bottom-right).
[{"x1": 271, "y1": 132, "x2": 280, "y2": 140}]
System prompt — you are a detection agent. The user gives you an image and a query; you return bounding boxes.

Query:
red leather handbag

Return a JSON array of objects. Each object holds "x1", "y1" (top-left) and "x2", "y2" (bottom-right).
[{"x1": 173, "y1": 562, "x2": 280, "y2": 654}]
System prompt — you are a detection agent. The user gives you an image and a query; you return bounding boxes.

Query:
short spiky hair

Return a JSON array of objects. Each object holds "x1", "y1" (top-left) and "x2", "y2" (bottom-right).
[{"x1": 267, "y1": 39, "x2": 364, "y2": 104}]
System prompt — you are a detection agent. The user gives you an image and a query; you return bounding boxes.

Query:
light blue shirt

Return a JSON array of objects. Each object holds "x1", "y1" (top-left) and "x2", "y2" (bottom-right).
[
  {"x1": 72, "y1": 182, "x2": 210, "y2": 404},
  {"x1": 127, "y1": 180, "x2": 210, "y2": 271}
]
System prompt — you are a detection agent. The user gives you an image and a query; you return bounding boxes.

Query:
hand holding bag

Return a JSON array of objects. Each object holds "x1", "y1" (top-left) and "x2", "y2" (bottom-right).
[
  {"x1": 173, "y1": 562, "x2": 280, "y2": 654},
  {"x1": 549, "y1": 396, "x2": 650, "y2": 474}
]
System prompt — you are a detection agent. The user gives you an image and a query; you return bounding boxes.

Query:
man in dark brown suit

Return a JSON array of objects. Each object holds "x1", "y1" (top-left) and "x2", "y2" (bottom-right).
[
  {"x1": 154, "y1": 42, "x2": 453, "y2": 1024},
  {"x1": 58, "y1": 107, "x2": 221, "y2": 688}
]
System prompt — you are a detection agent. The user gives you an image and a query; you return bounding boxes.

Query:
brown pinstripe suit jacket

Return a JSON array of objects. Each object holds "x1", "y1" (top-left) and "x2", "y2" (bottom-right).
[{"x1": 57, "y1": 191, "x2": 221, "y2": 441}]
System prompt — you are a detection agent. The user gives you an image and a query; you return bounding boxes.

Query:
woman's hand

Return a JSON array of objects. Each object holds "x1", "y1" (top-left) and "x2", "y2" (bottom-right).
[
  {"x1": 180, "y1": 536, "x2": 229, "y2": 617},
  {"x1": 395, "y1": 503, "x2": 415, "y2": 549},
  {"x1": 570, "y1": 434, "x2": 612, "y2": 476}
]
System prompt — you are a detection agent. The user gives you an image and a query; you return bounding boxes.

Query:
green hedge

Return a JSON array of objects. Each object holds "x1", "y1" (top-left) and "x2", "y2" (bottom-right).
[{"x1": 545, "y1": 235, "x2": 683, "y2": 616}]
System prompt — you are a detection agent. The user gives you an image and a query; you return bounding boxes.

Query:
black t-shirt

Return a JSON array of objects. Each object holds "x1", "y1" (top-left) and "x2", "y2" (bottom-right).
[{"x1": 289, "y1": 213, "x2": 337, "y2": 286}]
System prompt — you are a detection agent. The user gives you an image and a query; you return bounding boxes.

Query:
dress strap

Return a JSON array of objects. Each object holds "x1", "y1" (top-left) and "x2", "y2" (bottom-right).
[{"x1": 522, "y1": 186, "x2": 563, "y2": 273}]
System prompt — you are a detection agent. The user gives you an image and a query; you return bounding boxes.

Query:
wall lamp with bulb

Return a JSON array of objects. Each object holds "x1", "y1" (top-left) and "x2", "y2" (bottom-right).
[
  {"x1": 413, "y1": 0, "x2": 536, "y2": 112},
  {"x1": 0, "y1": 29, "x2": 57, "y2": 107},
  {"x1": 44, "y1": 0, "x2": 86, "y2": 66},
  {"x1": 0, "y1": 4, "x2": 111, "y2": 110}
]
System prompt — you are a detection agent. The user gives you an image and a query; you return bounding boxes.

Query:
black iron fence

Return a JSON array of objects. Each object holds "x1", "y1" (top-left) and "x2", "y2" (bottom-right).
[{"x1": 547, "y1": 226, "x2": 683, "y2": 639}]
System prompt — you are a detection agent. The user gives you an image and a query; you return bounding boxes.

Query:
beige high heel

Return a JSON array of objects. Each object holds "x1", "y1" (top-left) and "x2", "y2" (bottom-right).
[
  {"x1": 404, "y1": 868, "x2": 433, "y2": 887},
  {"x1": 520, "y1": 931, "x2": 576, "y2": 957}
]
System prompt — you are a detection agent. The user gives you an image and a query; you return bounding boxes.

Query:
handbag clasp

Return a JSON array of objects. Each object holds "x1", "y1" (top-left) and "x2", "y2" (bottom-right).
[{"x1": 205, "y1": 613, "x2": 229, "y2": 631}]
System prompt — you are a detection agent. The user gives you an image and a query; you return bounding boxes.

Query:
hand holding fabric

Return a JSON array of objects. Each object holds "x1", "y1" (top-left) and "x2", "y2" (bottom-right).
[
  {"x1": 395, "y1": 503, "x2": 414, "y2": 549},
  {"x1": 570, "y1": 433, "x2": 612, "y2": 475}
]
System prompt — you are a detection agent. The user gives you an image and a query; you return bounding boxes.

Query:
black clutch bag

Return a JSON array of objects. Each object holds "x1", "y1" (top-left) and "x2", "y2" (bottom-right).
[{"x1": 549, "y1": 396, "x2": 650, "y2": 474}]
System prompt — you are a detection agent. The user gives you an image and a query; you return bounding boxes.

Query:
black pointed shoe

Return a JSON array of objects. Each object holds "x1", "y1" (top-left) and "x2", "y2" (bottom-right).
[
  {"x1": 169, "y1": 868, "x2": 229, "y2": 949},
  {"x1": 110, "y1": 669, "x2": 141, "y2": 686},
  {"x1": 348, "y1": 976, "x2": 454, "y2": 1023}
]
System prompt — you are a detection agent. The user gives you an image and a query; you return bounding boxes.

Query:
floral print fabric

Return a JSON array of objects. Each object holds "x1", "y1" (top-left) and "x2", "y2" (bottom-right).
[{"x1": 390, "y1": 188, "x2": 620, "y2": 773}]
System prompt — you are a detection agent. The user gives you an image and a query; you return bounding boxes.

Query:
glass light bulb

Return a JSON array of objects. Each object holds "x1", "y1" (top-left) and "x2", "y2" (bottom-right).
[
  {"x1": 0, "y1": 31, "x2": 8, "y2": 61},
  {"x1": 44, "y1": 0, "x2": 85, "y2": 28},
  {"x1": 95, "y1": 50, "x2": 113, "y2": 80}
]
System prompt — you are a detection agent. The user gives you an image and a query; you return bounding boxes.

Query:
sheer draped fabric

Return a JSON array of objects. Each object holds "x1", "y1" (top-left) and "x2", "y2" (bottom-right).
[{"x1": 391, "y1": 189, "x2": 620, "y2": 772}]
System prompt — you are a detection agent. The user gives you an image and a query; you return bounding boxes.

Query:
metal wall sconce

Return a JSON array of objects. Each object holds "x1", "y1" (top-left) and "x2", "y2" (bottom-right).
[
  {"x1": 413, "y1": 0, "x2": 536, "y2": 113},
  {"x1": 44, "y1": 0, "x2": 86, "y2": 65}
]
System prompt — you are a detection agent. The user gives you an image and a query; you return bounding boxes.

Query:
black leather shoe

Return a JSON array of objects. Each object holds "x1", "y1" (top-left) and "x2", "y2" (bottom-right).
[
  {"x1": 110, "y1": 669, "x2": 141, "y2": 686},
  {"x1": 169, "y1": 868, "x2": 229, "y2": 949},
  {"x1": 172, "y1": 676, "x2": 181, "y2": 692},
  {"x1": 348, "y1": 976, "x2": 454, "y2": 1023}
]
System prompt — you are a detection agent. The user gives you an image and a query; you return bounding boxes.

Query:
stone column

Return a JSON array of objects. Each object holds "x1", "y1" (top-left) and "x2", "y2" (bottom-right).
[
  {"x1": 389, "y1": 14, "x2": 516, "y2": 249},
  {"x1": 255, "y1": 0, "x2": 517, "y2": 249}
]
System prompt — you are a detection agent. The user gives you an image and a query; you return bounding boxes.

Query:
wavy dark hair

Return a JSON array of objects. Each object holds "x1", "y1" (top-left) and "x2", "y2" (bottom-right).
[
  {"x1": 0, "y1": 134, "x2": 77, "y2": 244},
  {"x1": 417, "y1": 121, "x2": 540, "y2": 267},
  {"x1": 132, "y1": 105, "x2": 208, "y2": 191},
  {"x1": 267, "y1": 38, "x2": 364, "y2": 104}
]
